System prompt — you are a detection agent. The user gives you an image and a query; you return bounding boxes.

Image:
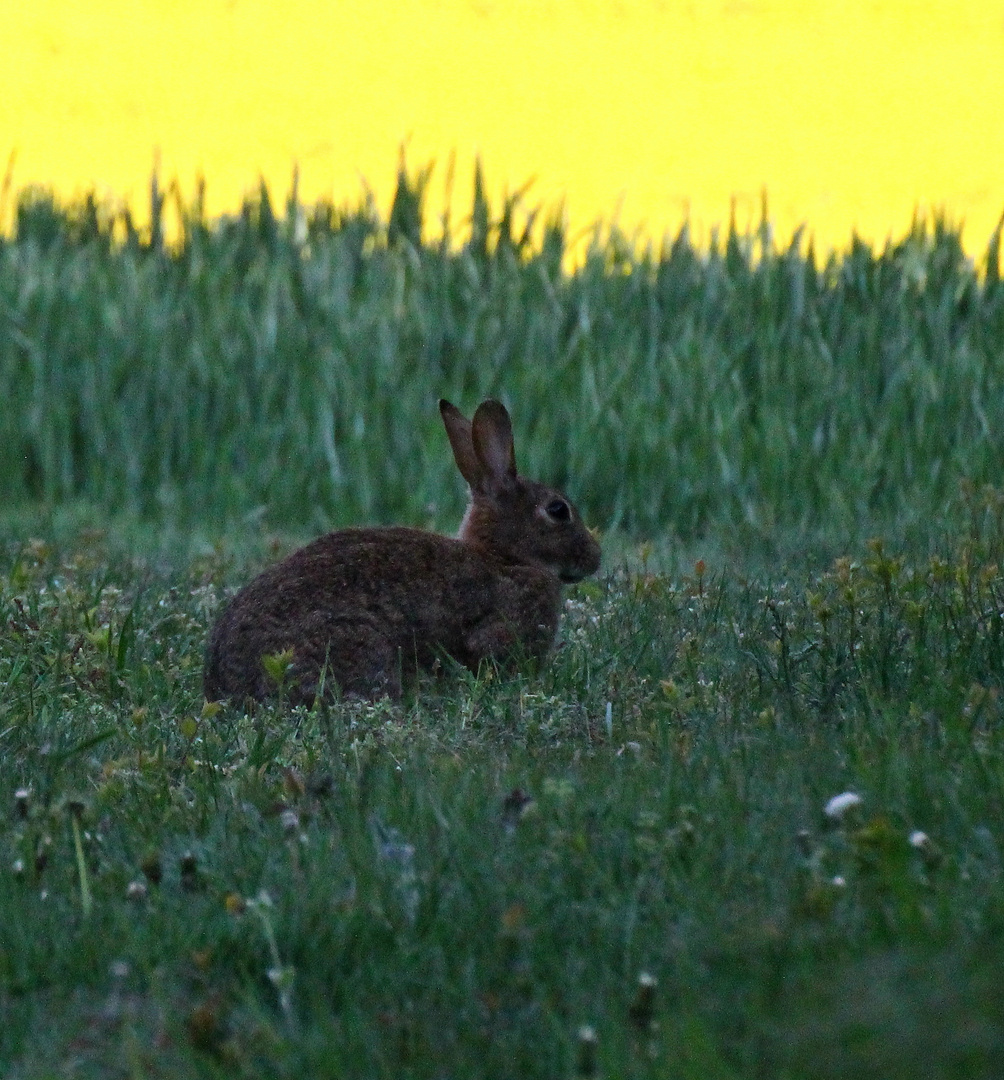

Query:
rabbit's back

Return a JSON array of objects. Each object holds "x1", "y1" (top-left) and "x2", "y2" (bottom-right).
[{"x1": 204, "y1": 527, "x2": 563, "y2": 703}]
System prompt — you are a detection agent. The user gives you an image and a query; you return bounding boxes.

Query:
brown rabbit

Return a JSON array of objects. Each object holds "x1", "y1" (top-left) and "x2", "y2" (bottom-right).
[{"x1": 203, "y1": 399, "x2": 601, "y2": 704}]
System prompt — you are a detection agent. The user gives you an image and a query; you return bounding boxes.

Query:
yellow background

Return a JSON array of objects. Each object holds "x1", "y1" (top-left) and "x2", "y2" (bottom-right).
[{"x1": 4, "y1": 1, "x2": 1004, "y2": 257}]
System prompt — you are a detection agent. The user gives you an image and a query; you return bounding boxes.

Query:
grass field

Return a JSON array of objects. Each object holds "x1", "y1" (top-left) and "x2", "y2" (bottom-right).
[
  {"x1": 3, "y1": 175, "x2": 1004, "y2": 542},
  {"x1": 2, "y1": 182, "x2": 1004, "y2": 1077}
]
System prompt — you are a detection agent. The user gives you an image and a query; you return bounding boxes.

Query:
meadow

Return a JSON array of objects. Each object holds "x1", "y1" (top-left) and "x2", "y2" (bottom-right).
[{"x1": 2, "y1": 174, "x2": 1004, "y2": 1077}]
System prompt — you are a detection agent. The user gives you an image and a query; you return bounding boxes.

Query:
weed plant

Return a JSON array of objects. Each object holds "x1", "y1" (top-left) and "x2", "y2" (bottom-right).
[
  {"x1": 1, "y1": 169, "x2": 1003, "y2": 540},
  {"x1": 2, "y1": 486, "x2": 1004, "y2": 1076}
]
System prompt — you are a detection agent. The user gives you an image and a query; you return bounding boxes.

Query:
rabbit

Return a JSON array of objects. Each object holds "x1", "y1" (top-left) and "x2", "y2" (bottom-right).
[{"x1": 203, "y1": 398, "x2": 601, "y2": 705}]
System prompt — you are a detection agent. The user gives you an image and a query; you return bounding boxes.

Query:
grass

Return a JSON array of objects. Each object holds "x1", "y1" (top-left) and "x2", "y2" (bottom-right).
[
  {"x1": 3, "y1": 173, "x2": 1004, "y2": 1076},
  {"x1": 1, "y1": 171, "x2": 1003, "y2": 540},
  {"x1": 3, "y1": 486, "x2": 1004, "y2": 1077}
]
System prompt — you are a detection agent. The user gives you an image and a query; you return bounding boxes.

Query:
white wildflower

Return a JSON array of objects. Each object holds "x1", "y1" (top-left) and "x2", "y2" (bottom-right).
[{"x1": 823, "y1": 791, "x2": 862, "y2": 820}]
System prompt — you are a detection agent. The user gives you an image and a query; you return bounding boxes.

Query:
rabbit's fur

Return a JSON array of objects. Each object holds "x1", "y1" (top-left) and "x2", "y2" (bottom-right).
[{"x1": 203, "y1": 399, "x2": 601, "y2": 704}]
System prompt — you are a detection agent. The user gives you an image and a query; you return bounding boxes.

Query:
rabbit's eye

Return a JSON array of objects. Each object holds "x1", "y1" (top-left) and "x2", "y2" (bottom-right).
[{"x1": 545, "y1": 499, "x2": 571, "y2": 521}]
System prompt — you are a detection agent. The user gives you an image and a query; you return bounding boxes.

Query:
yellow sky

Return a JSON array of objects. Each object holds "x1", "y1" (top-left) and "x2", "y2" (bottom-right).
[{"x1": 4, "y1": 1, "x2": 1003, "y2": 256}]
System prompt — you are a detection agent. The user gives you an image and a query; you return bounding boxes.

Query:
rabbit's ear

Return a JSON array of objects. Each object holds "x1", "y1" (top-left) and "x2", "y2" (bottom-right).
[
  {"x1": 471, "y1": 400, "x2": 517, "y2": 486},
  {"x1": 440, "y1": 400, "x2": 483, "y2": 488}
]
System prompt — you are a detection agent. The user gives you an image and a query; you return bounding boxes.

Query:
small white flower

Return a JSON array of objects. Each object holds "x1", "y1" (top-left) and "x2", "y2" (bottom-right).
[
  {"x1": 831, "y1": 875, "x2": 846, "y2": 888},
  {"x1": 823, "y1": 791, "x2": 863, "y2": 820},
  {"x1": 909, "y1": 830, "x2": 929, "y2": 849}
]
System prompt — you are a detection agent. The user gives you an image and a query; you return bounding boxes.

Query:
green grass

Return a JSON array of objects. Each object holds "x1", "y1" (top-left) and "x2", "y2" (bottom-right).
[
  {"x1": 2, "y1": 170, "x2": 1003, "y2": 540},
  {"x1": 3, "y1": 172, "x2": 1004, "y2": 1076},
  {"x1": 3, "y1": 488, "x2": 1004, "y2": 1077}
]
